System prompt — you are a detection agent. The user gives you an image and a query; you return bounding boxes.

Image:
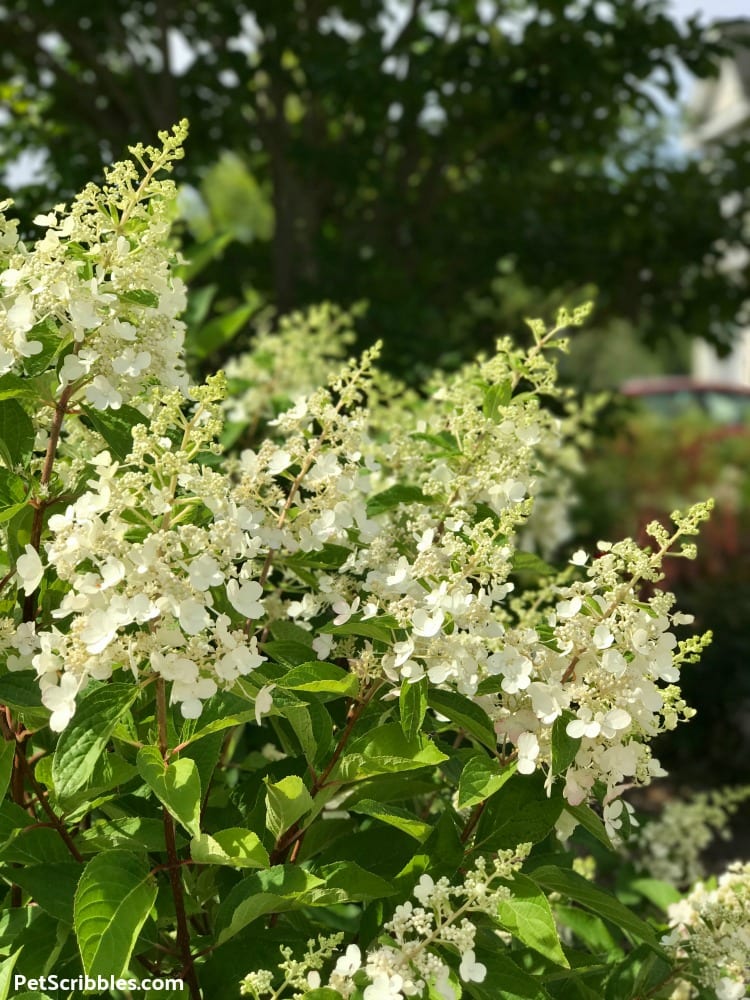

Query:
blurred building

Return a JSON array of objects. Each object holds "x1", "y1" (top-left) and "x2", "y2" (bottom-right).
[{"x1": 687, "y1": 19, "x2": 750, "y2": 385}]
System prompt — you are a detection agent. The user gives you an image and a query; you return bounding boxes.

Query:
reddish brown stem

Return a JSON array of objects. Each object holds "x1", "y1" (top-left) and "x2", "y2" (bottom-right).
[{"x1": 156, "y1": 679, "x2": 202, "y2": 1000}]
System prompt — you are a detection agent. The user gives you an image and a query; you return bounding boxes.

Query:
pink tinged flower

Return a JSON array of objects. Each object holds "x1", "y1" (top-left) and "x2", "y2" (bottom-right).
[
  {"x1": 459, "y1": 950, "x2": 487, "y2": 984},
  {"x1": 16, "y1": 545, "x2": 44, "y2": 595},
  {"x1": 189, "y1": 554, "x2": 224, "y2": 592},
  {"x1": 254, "y1": 684, "x2": 275, "y2": 725},
  {"x1": 226, "y1": 579, "x2": 265, "y2": 619},
  {"x1": 412, "y1": 608, "x2": 444, "y2": 637},
  {"x1": 517, "y1": 732, "x2": 540, "y2": 775},
  {"x1": 178, "y1": 599, "x2": 211, "y2": 635}
]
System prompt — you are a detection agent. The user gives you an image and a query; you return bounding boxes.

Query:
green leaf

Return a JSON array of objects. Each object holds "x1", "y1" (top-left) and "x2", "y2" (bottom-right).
[
  {"x1": 136, "y1": 747, "x2": 202, "y2": 838},
  {"x1": 366, "y1": 484, "x2": 433, "y2": 517},
  {"x1": 23, "y1": 318, "x2": 63, "y2": 376},
  {"x1": 0, "y1": 468, "x2": 29, "y2": 522},
  {"x1": 263, "y1": 639, "x2": 317, "y2": 667},
  {"x1": 52, "y1": 683, "x2": 139, "y2": 802},
  {"x1": 628, "y1": 878, "x2": 681, "y2": 912},
  {"x1": 117, "y1": 288, "x2": 160, "y2": 308},
  {"x1": 497, "y1": 873, "x2": 569, "y2": 967},
  {"x1": 9, "y1": 862, "x2": 81, "y2": 924},
  {"x1": 0, "y1": 949, "x2": 22, "y2": 1000},
  {"x1": 399, "y1": 677, "x2": 427, "y2": 741},
  {"x1": 350, "y1": 799, "x2": 432, "y2": 842},
  {"x1": 73, "y1": 850, "x2": 157, "y2": 979},
  {"x1": 0, "y1": 373, "x2": 41, "y2": 401},
  {"x1": 530, "y1": 866, "x2": 663, "y2": 952},
  {"x1": 337, "y1": 723, "x2": 448, "y2": 780},
  {"x1": 278, "y1": 662, "x2": 359, "y2": 698},
  {"x1": 190, "y1": 828, "x2": 269, "y2": 869},
  {"x1": 457, "y1": 755, "x2": 516, "y2": 809},
  {"x1": 0, "y1": 739, "x2": 15, "y2": 803},
  {"x1": 511, "y1": 551, "x2": 556, "y2": 576},
  {"x1": 563, "y1": 803, "x2": 614, "y2": 851},
  {"x1": 604, "y1": 943, "x2": 674, "y2": 1000},
  {"x1": 483, "y1": 379, "x2": 513, "y2": 420},
  {"x1": 264, "y1": 775, "x2": 313, "y2": 839},
  {"x1": 214, "y1": 866, "x2": 323, "y2": 945},
  {"x1": 551, "y1": 712, "x2": 581, "y2": 775},
  {"x1": 321, "y1": 618, "x2": 396, "y2": 643},
  {"x1": 555, "y1": 904, "x2": 621, "y2": 955},
  {"x1": 0, "y1": 399, "x2": 34, "y2": 467},
  {"x1": 315, "y1": 861, "x2": 396, "y2": 901},
  {"x1": 474, "y1": 772, "x2": 564, "y2": 851},
  {"x1": 467, "y1": 946, "x2": 552, "y2": 1000},
  {"x1": 0, "y1": 672, "x2": 42, "y2": 712},
  {"x1": 427, "y1": 689, "x2": 497, "y2": 749},
  {"x1": 80, "y1": 403, "x2": 148, "y2": 461},
  {"x1": 188, "y1": 301, "x2": 256, "y2": 360}
]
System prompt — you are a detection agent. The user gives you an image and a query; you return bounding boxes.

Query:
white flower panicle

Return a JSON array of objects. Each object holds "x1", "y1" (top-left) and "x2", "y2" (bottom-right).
[
  {"x1": 662, "y1": 861, "x2": 750, "y2": 1000},
  {"x1": 0, "y1": 122, "x2": 189, "y2": 404},
  {"x1": 239, "y1": 847, "x2": 531, "y2": 999}
]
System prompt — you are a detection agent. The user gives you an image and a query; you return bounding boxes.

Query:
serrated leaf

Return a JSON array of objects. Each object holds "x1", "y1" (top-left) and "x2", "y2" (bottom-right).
[
  {"x1": 555, "y1": 904, "x2": 621, "y2": 955},
  {"x1": 0, "y1": 740, "x2": 14, "y2": 802},
  {"x1": 551, "y1": 711, "x2": 581, "y2": 775},
  {"x1": 497, "y1": 873, "x2": 569, "y2": 966},
  {"x1": 80, "y1": 403, "x2": 148, "y2": 461},
  {"x1": 190, "y1": 828, "x2": 269, "y2": 869},
  {"x1": 427, "y1": 689, "x2": 497, "y2": 749},
  {"x1": 0, "y1": 468, "x2": 29, "y2": 522},
  {"x1": 457, "y1": 755, "x2": 516, "y2": 809},
  {"x1": 10, "y1": 862, "x2": 81, "y2": 923},
  {"x1": 337, "y1": 723, "x2": 448, "y2": 780},
  {"x1": 278, "y1": 662, "x2": 359, "y2": 697},
  {"x1": 136, "y1": 746, "x2": 202, "y2": 838},
  {"x1": 214, "y1": 866, "x2": 323, "y2": 945},
  {"x1": 563, "y1": 803, "x2": 614, "y2": 851},
  {"x1": 474, "y1": 772, "x2": 564, "y2": 851},
  {"x1": 511, "y1": 551, "x2": 556, "y2": 576},
  {"x1": 366, "y1": 484, "x2": 433, "y2": 517},
  {"x1": 264, "y1": 775, "x2": 313, "y2": 839},
  {"x1": 52, "y1": 683, "x2": 139, "y2": 802},
  {"x1": 315, "y1": 861, "x2": 396, "y2": 901},
  {"x1": 530, "y1": 866, "x2": 662, "y2": 952},
  {"x1": 350, "y1": 799, "x2": 432, "y2": 842},
  {"x1": 0, "y1": 373, "x2": 41, "y2": 400},
  {"x1": 321, "y1": 618, "x2": 395, "y2": 643},
  {"x1": 399, "y1": 676, "x2": 427, "y2": 741},
  {"x1": 0, "y1": 949, "x2": 22, "y2": 1000},
  {"x1": 0, "y1": 399, "x2": 34, "y2": 467},
  {"x1": 262, "y1": 639, "x2": 317, "y2": 667},
  {"x1": 628, "y1": 878, "x2": 681, "y2": 912},
  {"x1": 466, "y1": 945, "x2": 552, "y2": 1000},
  {"x1": 0, "y1": 671, "x2": 42, "y2": 711},
  {"x1": 73, "y1": 850, "x2": 157, "y2": 978}
]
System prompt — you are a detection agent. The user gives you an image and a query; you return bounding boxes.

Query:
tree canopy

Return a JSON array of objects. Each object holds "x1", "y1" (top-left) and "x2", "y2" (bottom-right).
[{"x1": 2, "y1": 0, "x2": 748, "y2": 370}]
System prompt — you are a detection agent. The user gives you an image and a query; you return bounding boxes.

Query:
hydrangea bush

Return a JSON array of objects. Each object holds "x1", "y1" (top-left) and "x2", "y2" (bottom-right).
[{"x1": 0, "y1": 125, "x2": 745, "y2": 1000}]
